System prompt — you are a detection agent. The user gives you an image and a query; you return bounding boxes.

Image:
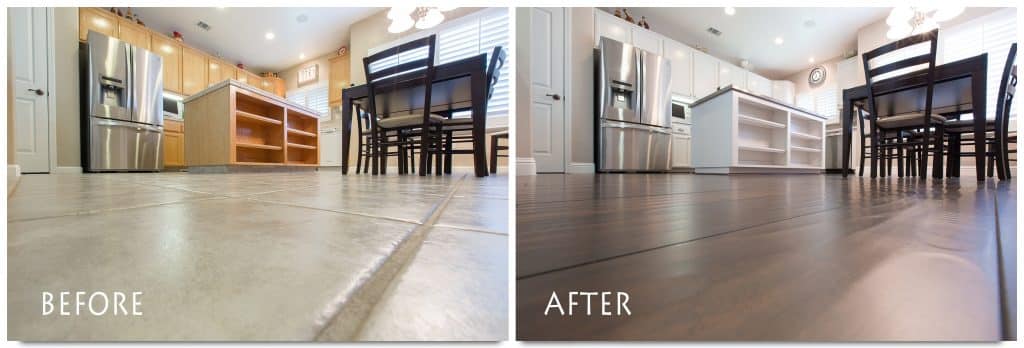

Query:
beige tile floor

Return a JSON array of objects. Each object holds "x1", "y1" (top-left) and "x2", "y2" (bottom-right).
[{"x1": 7, "y1": 169, "x2": 508, "y2": 341}]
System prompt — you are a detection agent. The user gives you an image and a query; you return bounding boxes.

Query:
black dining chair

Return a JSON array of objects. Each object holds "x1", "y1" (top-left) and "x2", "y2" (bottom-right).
[
  {"x1": 944, "y1": 43, "x2": 1017, "y2": 180},
  {"x1": 362, "y1": 34, "x2": 446, "y2": 176},
  {"x1": 861, "y1": 29, "x2": 944, "y2": 179},
  {"x1": 855, "y1": 107, "x2": 918, "y2": 177},
  {"x1": 438, "y1": 46, "x2": 507, "y2": 174}
]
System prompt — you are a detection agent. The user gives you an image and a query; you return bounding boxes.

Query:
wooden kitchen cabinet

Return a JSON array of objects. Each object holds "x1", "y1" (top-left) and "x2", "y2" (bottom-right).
[
  {"x1": 328, "y1": 54, "x2": 351, "y2": 105},
  {"x1": 262, "y1": 75, "x2": 286, "y2": 97},
  {"x1": 208, "y1": 58, "x2": 234, "y2": 86},
  {"x1": 150, "y1": 34, "x2": 182, "y2": 94},
  {"x1": 116, "y1": 18, "x2": 150, "y2": 50},
  {"x1": 182, "y1": 46, "x2": 208, "y2": 95},
  {"x1": 79, "y1": 8, "x2": 117, "y2": 41},
  {"x1": 163, "y1": 119, "x2": 185, "y2": 167}
]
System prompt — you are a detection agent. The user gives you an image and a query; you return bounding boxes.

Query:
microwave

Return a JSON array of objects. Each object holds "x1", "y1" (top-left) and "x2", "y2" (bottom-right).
[
  {"x1": 671, "y1": 96, "x2": 692, "y2": 120},
  {"x1": 163, "y1": 92, "x2": 185, "y2": 120}
]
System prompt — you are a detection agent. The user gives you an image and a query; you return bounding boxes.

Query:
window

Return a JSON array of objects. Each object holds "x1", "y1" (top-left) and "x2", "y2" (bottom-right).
[
  {"x1": 942, "y1": 8, "x2": 1018, "y2": 120},
  {"x1": 368, "y1": 8, "x2": 511, "y2": 122},
  {"x1": 287, "y1": 84, "x2": 329, "y2": 117},
  {"x1": 814, "y1": 85, "x2": 839, "y2": 119}
]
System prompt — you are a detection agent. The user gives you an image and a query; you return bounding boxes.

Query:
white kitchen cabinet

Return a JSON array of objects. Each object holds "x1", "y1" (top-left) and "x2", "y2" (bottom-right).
[
  {"x1": 746, "y1": 72, "x2": 772, "y2": 97},
  {"x1": 594, "y1": 10, "x2": 632, "y2": 46},
  {"x1": 771, "y1": 80, "x2": 796, "y2": 105},
  {"x1": 692, "y1": 50, "x2": 719, "y2": 99},
  {"x1": 319, "y1": 127, "x2": 341, "y2": 166},
  {"x1": 664, "y1": 40, "x2": 694, "y2": 98},
  {"x1": 718, "y1": 61, "x2": 746, "y2": 90},
  {"x1": 631, "y1": 28, "x2": 662, "y2": 55},
  {"x1": 671, "y1": 119, "x2": 692, "y2": 168}
]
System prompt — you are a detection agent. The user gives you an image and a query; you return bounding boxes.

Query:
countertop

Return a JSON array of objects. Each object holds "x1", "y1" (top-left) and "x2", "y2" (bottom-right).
[
  {"x1": 691, "y1": 85, "x2": 826, "y2": 120},
  {"x1": 183, "y1": 79, "x2": 320, "y2": 117}
]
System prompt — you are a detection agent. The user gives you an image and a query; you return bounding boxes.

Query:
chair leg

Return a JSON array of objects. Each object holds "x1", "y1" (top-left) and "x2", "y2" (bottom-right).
[
  {"x1": 435, "y1": 125, "x2": 444, "y2": 176},
  {"x1": 443, "y1": 130, "x2": 453, "y2": 174},
  {"x1": 932, "y1": 126, "x2": 944, "y2": 179},
  {"x1": 897, "y1": 136, "x2": 904, "y2": 178},
  {"x1": 490, "y1": 134, "x2": 499, "y2": 174},
  {"x1": 871, "y1": 131, "x2": 880, "y2": 178},
  {"x1": 859, "y1": 139, "x2": 867, "y2": 177}
]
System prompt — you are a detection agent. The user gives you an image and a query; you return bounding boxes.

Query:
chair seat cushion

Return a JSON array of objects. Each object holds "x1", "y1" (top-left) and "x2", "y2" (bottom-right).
[
  {"x1": 945, "y1": 118, "x2": 997, "y2": 133},
  {"x1": 875, "y1": 113, "x2": 946, "y2": 129},
  {"x1": 377, "y1": 113, "x2": 445, "y2": 128}
]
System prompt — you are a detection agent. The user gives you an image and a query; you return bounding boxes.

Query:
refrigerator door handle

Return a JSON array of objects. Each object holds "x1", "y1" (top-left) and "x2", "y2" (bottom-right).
[
  {"x1": 635, "y1": 48, "x2": 643, "y2": 118},
  {"x1": 125, "y1": 45, "x2": 134, "y2": 119}
]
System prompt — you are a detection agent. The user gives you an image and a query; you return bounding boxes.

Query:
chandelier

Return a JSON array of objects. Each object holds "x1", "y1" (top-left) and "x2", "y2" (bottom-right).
[
  {"x1": 387, "y1": 6, "x2": 457, "y2": 34},
  {"x1": 886, "y1": 6, "x2": 964, "y2": 40}
]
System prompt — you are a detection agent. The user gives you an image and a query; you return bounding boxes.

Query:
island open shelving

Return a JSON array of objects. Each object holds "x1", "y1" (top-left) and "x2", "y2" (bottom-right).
[
  {"x1": 691, "y1": 87, "x2": 826, "y2": 174},
  {"x1": 184, "y1": 80, "x2": 320, "y2": 171}
]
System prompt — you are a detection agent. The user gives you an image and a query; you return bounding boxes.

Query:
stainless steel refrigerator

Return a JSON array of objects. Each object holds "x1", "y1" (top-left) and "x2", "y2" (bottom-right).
[
  {"x1": 80, "y1": 30, "x2": 163, "y2": 172},
  {"x1": 595, "y1": 37, "x2": 672, "y2": 172}
]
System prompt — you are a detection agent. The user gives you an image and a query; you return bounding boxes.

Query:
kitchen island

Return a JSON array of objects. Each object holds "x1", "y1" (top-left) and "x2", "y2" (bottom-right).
[
  {"x1": 690, "y1": 86, "x2": 826, "y2": 174},
  {"x1": 183, "y1": 80, "x2": 320, "y2": 172}
]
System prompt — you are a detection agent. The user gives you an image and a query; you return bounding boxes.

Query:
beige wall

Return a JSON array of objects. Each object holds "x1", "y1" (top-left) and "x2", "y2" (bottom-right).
[
  {"x1": 54, "y1": 7, "x2": 80, "y2": 168},
  {"x1": 7, "y1": 13, "x2": 14, "y2": 165},
  {"x1": 568, "y1": 7, "x2": 595, "y2": 165},
  {"x1": 278, "y1": 54, "x2": 333, "y2": 94}
]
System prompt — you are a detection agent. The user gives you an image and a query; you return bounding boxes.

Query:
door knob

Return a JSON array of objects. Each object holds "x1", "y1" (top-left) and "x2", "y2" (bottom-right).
[
  {"x1": 27, "y1": 88, "x2": 45, "y2": 96},
  {"x1": 545, "y1": 93, "x2": 561, "y2": 101}
]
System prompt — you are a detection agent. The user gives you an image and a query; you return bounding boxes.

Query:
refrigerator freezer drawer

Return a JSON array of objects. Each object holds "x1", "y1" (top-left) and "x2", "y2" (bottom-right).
[
  {"x1": 86, "y1": 118, "x2": 164, "y2": 172},
  {"x1": 598, "y1": 122, "x2": 672, "y2": 172}
]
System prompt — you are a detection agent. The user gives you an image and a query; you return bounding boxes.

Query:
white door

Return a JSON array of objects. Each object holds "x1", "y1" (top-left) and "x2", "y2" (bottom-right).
[
  {"x1": 530, "y1": 7, "x2": 565, "y2": 173},
  {"x1": 10, "y1": 8, "x2": 51, "y2": 173}
]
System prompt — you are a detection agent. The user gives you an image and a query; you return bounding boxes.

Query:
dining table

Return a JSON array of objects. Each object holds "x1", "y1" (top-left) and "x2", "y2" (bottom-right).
[
  {"x1": 340, "y1": 53, "x2": 490, "y2": 177},
  {"x1": 841, "y1": 53, "x2": 989, "y2": 180}
]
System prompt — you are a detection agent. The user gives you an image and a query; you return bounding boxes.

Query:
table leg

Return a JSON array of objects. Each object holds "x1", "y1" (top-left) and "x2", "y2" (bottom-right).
[
  {"x1": 973, "y1": 63, "x2": 988, "y2": 181},
  {"x1": 842, "y1": 99, "x2": 853, "y2": 177},
  {"x1": 341, "y1": 97, "x2": 353, "y2": 175},
  {"x1": 471, "y1": 66, "x2": 488, "y2": 178}
]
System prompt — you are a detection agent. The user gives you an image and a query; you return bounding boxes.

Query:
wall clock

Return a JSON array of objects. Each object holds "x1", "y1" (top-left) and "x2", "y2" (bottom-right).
[{"x1": 808, "y1": 65, "x2": 827, "y2": 86}]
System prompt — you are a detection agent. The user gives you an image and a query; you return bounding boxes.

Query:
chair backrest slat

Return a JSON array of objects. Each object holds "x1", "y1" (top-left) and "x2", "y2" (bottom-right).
[
  {"x1": 996, "y1": 43, "x2": 1017, "y2": 147},
  {"x1": 362, "y1": 34, "x2": 437, "y2": 129},
  {"x1": 485, "y1": 46, "x2": 507, "y2": 103},
  {"x1": 861, "y1": 29, "x2": 939, "y2": 127}
]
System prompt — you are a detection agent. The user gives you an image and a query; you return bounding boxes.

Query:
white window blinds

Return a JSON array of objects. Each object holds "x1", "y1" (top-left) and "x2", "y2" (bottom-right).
[
  {"x1": 368, "y1": 8, "x2": 510, "y2": 119},
  {"x1": 286, "y1": 84, "x2": 329, "y2": 117},
  {"x1": 942, "y1": 8, "x2": 1018, "y2": 120}
]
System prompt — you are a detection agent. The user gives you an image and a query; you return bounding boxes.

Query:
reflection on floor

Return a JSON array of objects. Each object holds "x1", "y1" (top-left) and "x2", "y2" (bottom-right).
[
  {"x1": 517, "y1": 173, "x2": 1014, "y2": 341},
  {"x1": 7, "y1": 168, "x2": 507, "y2": 341}
]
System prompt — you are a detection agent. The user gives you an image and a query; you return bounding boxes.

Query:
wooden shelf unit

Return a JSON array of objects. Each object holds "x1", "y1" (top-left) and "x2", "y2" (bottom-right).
[{"x1": 184, "y1": 84, "x2": 320, "y2": 168}]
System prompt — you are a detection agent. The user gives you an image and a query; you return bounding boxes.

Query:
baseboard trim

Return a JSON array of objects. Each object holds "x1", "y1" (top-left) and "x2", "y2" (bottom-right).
[
  {"x1": 516, "y1": 158, "x2": 537, "y2": 176},
  {"x1": 54, "y1": 166, "x2": 83, "y2": 174},
  {"x1": 566, "y1": 162, "x2": 595, "y2": 174}
]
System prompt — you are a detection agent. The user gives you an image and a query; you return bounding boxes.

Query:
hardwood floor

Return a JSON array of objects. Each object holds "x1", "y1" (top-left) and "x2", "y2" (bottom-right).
[{"x1": 517, "y1": 173, "x2": 1013, "y2": 340}]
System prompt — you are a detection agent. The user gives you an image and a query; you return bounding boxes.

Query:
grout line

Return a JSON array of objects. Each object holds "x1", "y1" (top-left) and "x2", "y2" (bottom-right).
[
  {"x1": 432, "y1": 223, "x2": 508, "y2": 237},
  {"x1": 992, "y1": 190, "x2": 1011, "y2": 341},
  {"x1": 6, "y1": 196, "x2": 229, "y2": 223},
  {"x1": 241, "y1": 197, "x2": 423, "y2": 225},
  {"x1": 313, "y1": 173, "x2": 468, "y2": 341}
]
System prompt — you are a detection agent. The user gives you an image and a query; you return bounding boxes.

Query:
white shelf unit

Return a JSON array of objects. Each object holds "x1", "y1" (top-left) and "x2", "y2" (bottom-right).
[{"x1": 691, "y1": 89, "x2": 827, "y2": 174}]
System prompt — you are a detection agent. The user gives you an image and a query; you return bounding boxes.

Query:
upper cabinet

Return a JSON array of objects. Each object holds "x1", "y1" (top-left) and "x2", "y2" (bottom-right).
[
  {"x1": 663, "y1": 40, "x2": 694, "y2": 98},
  {"x1": 594, "y1": 10, "x2": 631, "y2": 45},
  {"x1": 631, "y1": 29, "x2": 662, "y2": 55},
  {"x1": 692, "y1": 50, "x2": 719, "y2": 98},
  {"x1": 207, "y1": 59, "x2": 234, "y2": 87},
  {"x1": 328, "y1": 54, "x2": 351, "y2": 105},
  {"x1": 79, "y1": 8, "x2": 116, "y2": 40},
  {"x1": 771, "y1": 80, "x2": 796, "y2": 105},
  {"x1": 150, "y1": 34, "x2": 182, "y2": 94},
  {"x1": 116, "y1": 18, "x2": 150, "y2": 50},
  {"x1": 718, "y1": 61, "x2": 746, "y2": 90},
  {"x1": 746, "y1": 72, "x2": 772, "y2": 97},
  {"x1": 181, "y1": 46, "x2": 208, "y2": 96}
]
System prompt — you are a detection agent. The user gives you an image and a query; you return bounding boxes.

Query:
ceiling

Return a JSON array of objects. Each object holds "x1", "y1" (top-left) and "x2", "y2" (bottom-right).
[
  {"x1": 132, "y1": 7, "x2": 382, "y2": 73},
  {"x1": 613, "y1": 7, "x2": 890, "y2": 79}
]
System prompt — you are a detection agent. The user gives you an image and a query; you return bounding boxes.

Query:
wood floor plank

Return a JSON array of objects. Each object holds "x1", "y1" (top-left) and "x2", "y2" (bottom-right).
[{"x1": 517, "y1": 174, "x2": 1008, "y2": 340}]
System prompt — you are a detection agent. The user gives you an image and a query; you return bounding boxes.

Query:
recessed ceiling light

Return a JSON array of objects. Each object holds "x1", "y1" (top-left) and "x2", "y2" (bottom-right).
[
  {"x1": 808, "y1": 57, "x2": 816, "y2": 63},
  {"x1": 296, "y1": 14, "x2": 308, "y2": 23},
  {"x1": 774, "y1": 37, "x2": 784, "y2": 45},
  {"x1": 803, "y1": 19, "x2": 816, "y2": 28},
  {"x1": 724, "y1": 7, "x2": 736, "y2": 16},
  {"x1": 299, "y1": 53, "x2": 306, "y2": 60},
  {"x1": 265, "y1": 32, "x2": 275, "y2": 40}
]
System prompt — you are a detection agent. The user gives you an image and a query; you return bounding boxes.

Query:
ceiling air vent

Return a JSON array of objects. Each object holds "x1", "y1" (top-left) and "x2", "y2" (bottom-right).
[
  {"x1": 196, "y1": 21, "x2": 211, "y2": 31},
  {"x1": 706, "y1": 27, "x2": 722, "y2": 36}
]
